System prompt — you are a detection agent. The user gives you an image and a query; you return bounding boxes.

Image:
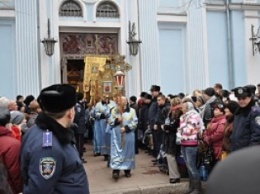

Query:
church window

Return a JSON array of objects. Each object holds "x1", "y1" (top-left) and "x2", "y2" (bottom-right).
[
  {"x1": 60, "y1": 0, "x2": 83, "y2": 17},
  {"x1": 96, "y1": 2, "x2": 119, "y2": 18}
]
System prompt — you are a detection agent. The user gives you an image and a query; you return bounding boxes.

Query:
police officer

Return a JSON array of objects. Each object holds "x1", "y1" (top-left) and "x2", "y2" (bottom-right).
[
  {"x1": 74, "y1": 92, "x2": 87, "y2": 163},
  {"x1": 230, "y1": 86, "x2": 260, "y2": 152},
  {"x1": 21, "y1": 84, "x2": 90, "y2": 194}
]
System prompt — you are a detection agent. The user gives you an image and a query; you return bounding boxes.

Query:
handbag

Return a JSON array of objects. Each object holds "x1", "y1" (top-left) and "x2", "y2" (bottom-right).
[
  {"x1": 203, "y1": 146, "x2": 214, "y2": 166},
  {"x1": 196, "y1": 141, "x2": 214, "y2": 168}
]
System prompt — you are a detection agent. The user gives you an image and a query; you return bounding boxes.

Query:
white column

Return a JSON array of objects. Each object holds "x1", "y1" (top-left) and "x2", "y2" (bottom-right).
[
  {"x1": 39, "y1": 0, "x2": 60, "y2": 89},
  {"x1": 15, "y1": 0, "x2": 40, "y2": 96},
  {"x1": 138, "y1": 0, "x2": 160, "y2": 91},
  {"x1": 53, "y1": 0, "x2": 61, "y2": 84},
  {"x1": 186, "y1": 0, "x2": 209, "y2": 92},
  {"x1": 124, "y1": 0, "x2": 142, "y2": 97},
  {"x1": 244, "y1": 10, "x2": 260, "y2": 85},
  {"x1": 39, "y1": 0, "x2": 50, "y2": 88}
]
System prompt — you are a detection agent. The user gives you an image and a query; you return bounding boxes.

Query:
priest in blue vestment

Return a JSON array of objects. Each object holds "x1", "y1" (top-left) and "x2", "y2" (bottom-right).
[{"x1": 108, "y1": 96, "x2": 138, "y2": 179}]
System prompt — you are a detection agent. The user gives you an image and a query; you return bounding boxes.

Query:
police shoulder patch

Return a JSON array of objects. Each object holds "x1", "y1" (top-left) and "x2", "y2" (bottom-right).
[
  {"x1": 255, "y1": 116, "x2": 260, "y2": 126},
  {"x1": 39, "y1": 157, "x2": 56, "y2": 179}
]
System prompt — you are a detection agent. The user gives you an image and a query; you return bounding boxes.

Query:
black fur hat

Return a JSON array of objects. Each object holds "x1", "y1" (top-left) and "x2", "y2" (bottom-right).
[{"x1": 37, "y1": 84, "x2": 76, "y2": 113}]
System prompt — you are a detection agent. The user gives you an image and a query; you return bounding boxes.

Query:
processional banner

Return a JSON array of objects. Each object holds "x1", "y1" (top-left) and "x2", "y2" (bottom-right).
[{"x1": 83, "y1": 55, "x2": 108, "y2": 104}]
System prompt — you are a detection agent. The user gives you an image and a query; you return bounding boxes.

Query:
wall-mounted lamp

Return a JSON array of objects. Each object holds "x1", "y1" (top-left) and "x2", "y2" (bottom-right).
[
  {"x1": 127, "y1": 21, "x2": 142, "y2": 56},
  {"x1": 249, "y1": 24, "x2": 260, "y2": 56},
  {"x1": 41, "y1": 19, "x2": 57, "y2": 56}
]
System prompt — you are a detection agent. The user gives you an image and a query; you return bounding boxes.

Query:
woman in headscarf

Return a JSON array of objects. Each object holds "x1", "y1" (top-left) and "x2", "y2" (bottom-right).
[
  {"x1": 9, "y1": 111, "x2": 27, "y2": 141},
  {"x1": 177, "y1": 102, "x2": 204, "y2": 194}
]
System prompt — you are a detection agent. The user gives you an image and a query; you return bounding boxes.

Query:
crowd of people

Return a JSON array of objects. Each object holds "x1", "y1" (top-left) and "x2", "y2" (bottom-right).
[
  {"x1": 0, "y1": 82, "x2": 260, "y2": 194},
  {"x1": 134, "y1": 83, "x2": 260, "y2": 194}
]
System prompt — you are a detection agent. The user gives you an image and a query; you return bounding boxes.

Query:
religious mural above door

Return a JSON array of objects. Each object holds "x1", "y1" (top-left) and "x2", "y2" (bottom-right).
[{"x1": 60, "y1": 33, "x2": 118, "y2": 55}]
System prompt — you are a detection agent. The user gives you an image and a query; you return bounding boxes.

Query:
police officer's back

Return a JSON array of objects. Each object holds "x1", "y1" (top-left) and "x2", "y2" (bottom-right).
[{"x1": 21, "y1": 84, "x2": 90, "y2": 194}]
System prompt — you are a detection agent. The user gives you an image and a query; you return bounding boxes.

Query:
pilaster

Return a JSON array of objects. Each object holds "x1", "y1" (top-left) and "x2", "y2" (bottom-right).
[
  {"x1": 124, "y1": 0, "x2": 142, "y2": 97},
  {"x1": 186, "y1": 0, "x2": 209, "y2": 91},
  {"x1": 138, "y1": 0, "x2": 160, "y2": 91},
  {"x1": 15, "y1": 0, "x2": 40, "y2": 96},
  {"x1": 39, "y1": 0, "x2": 61, "y2": 89}
]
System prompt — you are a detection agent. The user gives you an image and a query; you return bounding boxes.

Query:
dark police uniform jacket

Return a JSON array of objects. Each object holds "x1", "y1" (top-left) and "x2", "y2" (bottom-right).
[
  {"x1": 74, "y1": 102, "x2": 86, "y2": 135},
  {"x1": 230, "y1": 100, "x2": 260, "y2": 152},
  {"x1": 21, "y1": 112, "x2": 89, "y2": 194}
]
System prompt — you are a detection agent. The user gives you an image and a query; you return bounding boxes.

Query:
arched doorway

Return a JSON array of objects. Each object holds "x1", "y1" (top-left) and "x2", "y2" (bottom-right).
[{"x1": 59, "y1": 32, "x2": 119, "y2": 91}]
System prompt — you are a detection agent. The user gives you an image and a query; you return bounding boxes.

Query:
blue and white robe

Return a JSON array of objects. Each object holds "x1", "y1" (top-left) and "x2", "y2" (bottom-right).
[
  {"x1": 92, "y1": 102, "x2": 109, "y2": 154},
  {"x1": 109, "y1": 106, "x2": 138, "y2": 170},
  {"x1": 104, "y1": 100, "x2": 117, "y2": 156}
]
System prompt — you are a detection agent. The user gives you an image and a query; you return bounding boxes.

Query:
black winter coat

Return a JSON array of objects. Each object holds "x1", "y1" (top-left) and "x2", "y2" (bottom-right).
[
  {"x1": 139, "y1": 103, "x2": 150, "y2": 131},
  {"x1": 148, "y1": 98, "x2": 158, "y2": 126},
  {"x1": 163, "y1": 111, "x2": 181, "y2": 155}
]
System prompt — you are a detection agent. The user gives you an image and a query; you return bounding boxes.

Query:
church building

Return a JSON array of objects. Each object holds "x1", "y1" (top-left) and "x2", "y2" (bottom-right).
[{"x1": 0, "y1": 0, "x2": 260, "y2": 98}]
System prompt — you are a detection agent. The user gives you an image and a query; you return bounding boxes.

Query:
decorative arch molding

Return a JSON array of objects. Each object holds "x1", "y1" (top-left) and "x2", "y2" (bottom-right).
[
  {"x1": 58, "y1": 0, "x2": 87, "y2": 19},
  {"x1": 82, "y1": 0, "x2": 98, "y2": 3},
  {"x1": 93, "y1": 0, "x2": 120, "y2": 22}
]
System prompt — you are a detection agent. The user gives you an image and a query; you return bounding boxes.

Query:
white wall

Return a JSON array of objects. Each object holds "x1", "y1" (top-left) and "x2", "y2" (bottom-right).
[{"x1": 244, "y1": 10, "x2": 260, "y2": 85}]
